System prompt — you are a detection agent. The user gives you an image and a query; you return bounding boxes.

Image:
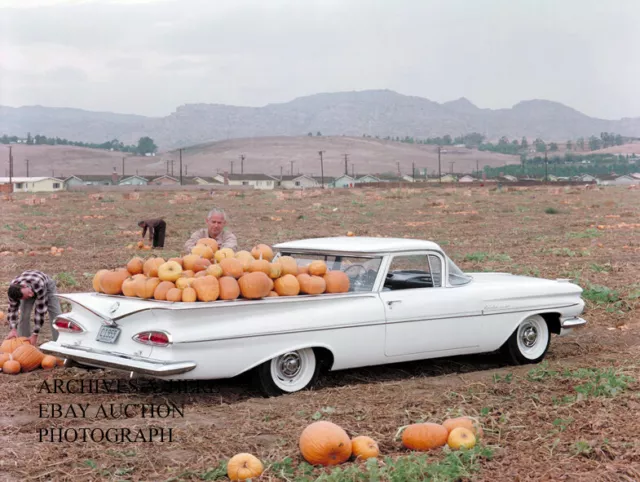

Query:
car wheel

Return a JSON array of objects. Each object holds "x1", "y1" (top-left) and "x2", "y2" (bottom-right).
[
  {"x1": 501, "y1": 314, "x2": 550, "y2": 365},
  {"x1": 253, "y1": 348, "x2": 321, "y2": 397}
]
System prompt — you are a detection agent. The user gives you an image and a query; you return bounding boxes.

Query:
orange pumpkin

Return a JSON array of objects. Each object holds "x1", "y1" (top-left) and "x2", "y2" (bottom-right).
[
  {"x1": 192, "y1": 258, "x2": 211, "y2": 273},
  {"x1": 351, "y1": 436, "x2": 380, "y2": 460},
  {"x1": 121, "y1": 276, "x2": 141, "y2": 297},
  {"x1": 248, "y1": 259, "x2": 271, "y2": 275},
  {"x1": 92, "y1": 269, "x2": 109, "y2": 292},
  {"x1": 142, "y1": 257, "x2": 165, "y2": 277},
  {"x1": 191, "y1": 276, "x2": 220, "y2": 302},
  {"x1": 166, "y1": 288, "x2": 183, "y2": 302},
  {"x1": 251, "y1": 244, "x2": 274, "y2": 261},
  {"x1": 154, "y1": 281, "x2": 176, "y2": 301},
  {"x1": 168, "y1": 257, "x2": 184, "y2": 268},
  {"x1": 196, "y1": 237, "x2": 219, "y2": 252},
  {"x1": 2, "y1": 359, "x2": 20, "y2": 374},
  {"x1": 278, "y1": 256, "x2": 298, "y2": 276},
  {"x1": 220, "y1": 258, "x2": 244, "y2": 279},
  {"x1": 268, "y1": 262, "x2": 282, "y2": 279},
  {"x1": 238, "y1": 272, "x2": 272, "y2": 299},
  {"x1": 12, "y1": 344, "x2": 45, "y2": 372},
  {"x1": 298, "y1": 274, "x2": 326, "y2": 295},
  {"x1": 227, "y1": 453, "x2": 264, "y2": 481},
  {"x1": 181, "y1": 269, "x2": 195, "y2": 278},
  {"x1": 136, "y1": 277, "x2": 162, "y2": 299},
  {"x1": 191, "y1": 244, "x2": 214, "y2": 260},
  {"x1": 182, "y1": 254, "x2": 201, "y2": 271},
  {"x1": 126, "y1": 256, "x2": 144, "y2": 275},
  {"x1": 100, "y1": 268, "x2": 131, "y2": 295},
  {"x1": 267, "y1": 291, "x2": 279, "y2": 297},
  {"x1": 298, "y1": 265, "x2": 309, "y2": 275},
  {"x1": 41, "y1": 355, "x2": 58, "y2": 370},
  {"x1": 182, "y1": 287, "x2": 197, "y2": 302},
  {"x1": 323, "y1": 271, "x2": 350, "y2": 293},
  {"x1": 299, "y1": 421, "x2": 352, "y2": 466},
  {"x1": 235, "y1": 251, "x2": 254, "y2": 271},
  {"x1": 194, "y1": 271, "x2": 208, "y2": 278},
  {"x1": 206, "y1": 264, "x2": 224, "y2": 278},
  {"x1": 401, "y1": 423, "x2": 449, "y2": 451},
  {"x1": 308, "y1": 260, "x2": 327, "y2": 276},
  {"x1": 274, "y1": 274, "x2": 300, "y2": 296},
  {"x1": 1, "y1": 337, "x2": 30, "y2": 354},
  {"x1": 442, "y1": 416, "x2": 483, "y2": 438},
  {"x1": 0, "y1": 353, "x2": 11, "y2": 365},
  {"x1": 219, "y1": 276, "x2": 240, "y2": 300}
]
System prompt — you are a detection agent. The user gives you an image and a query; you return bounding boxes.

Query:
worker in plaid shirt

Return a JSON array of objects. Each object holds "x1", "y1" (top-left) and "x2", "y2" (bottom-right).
[{"x1": 4, "y1": 270, "x2": 62, "y2": 345}]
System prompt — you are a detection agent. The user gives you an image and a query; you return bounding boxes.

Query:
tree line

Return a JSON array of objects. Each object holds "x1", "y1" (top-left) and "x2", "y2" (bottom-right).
[{"x1": 0, "y1": 133, "x2": 158, "y2": 155}]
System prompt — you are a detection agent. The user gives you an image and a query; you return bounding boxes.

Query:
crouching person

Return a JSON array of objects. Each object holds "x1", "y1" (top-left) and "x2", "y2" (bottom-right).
[{"x1": 4, "y1": 270, "x2": 62, "y2": 345}]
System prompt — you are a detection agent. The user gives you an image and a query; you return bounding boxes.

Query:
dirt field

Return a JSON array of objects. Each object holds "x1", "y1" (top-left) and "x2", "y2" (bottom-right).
[{"x1": 0, "y1": 184, "x2": 639, "y2": 481}]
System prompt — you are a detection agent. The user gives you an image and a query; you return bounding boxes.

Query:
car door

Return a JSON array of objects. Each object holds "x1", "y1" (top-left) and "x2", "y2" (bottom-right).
[{"x1": 380, "y1": 251, "x2": 483, "y2": 358}]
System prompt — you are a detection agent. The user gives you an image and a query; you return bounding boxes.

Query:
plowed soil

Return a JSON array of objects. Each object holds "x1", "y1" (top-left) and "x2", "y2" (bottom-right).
[{"x1": 0, "y1": 184, "x2": 639, "y2": 481}]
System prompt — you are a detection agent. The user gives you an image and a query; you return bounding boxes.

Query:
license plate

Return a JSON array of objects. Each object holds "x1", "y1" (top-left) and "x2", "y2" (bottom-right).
[{"x1": 96, "y1": 325, "x2": 121, "y2": 344}]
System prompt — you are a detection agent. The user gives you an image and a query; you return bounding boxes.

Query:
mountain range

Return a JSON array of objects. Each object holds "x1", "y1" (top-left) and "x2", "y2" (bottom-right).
[{"x1": 1, "y1": 90, "x2": 639, "y2": 151}]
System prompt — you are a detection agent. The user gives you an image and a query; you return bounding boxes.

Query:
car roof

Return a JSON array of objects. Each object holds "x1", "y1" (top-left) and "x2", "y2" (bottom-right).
[{"x1": 273, "y1": 236, "x2": 443, "y2": 254}]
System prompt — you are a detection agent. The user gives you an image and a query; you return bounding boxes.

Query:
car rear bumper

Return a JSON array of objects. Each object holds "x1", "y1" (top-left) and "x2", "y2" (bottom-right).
[{"x1": 39, "y1": 342, "x2": 196, "y2": 376}]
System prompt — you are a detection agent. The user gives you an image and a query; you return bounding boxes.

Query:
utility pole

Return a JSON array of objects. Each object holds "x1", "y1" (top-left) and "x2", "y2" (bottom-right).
[
  {"x1": 351, "y1": 163, "x2": 354, "y2": 178},
  {"x1": 343, "y1": 154, "x2": 349, "y2": 175},
  {"x1": 26, "y1": 158, "x2": 29, "y2": 177},
  {"x1": 166, "y1": 160, "x2": 170, "y2": 174},
  {"x1": 8, "y1": 146, "x2": 13, "y2": 184},
  {"x1": 240, "y1": 154, "x2": 245, "y2": 174},
  {"x1": 122, "y1": 157, "x2": 125, "y2": 178},
  {"x1": 449, "y1": 161, "x2": 455, "y2": 175},
  {"x1": 230, "y1": 160, "x2": 234, "y2": 174},
  {"x1": 438, "y1": 146, "x2": 442, "y2": 184},
  {"x1": 396, "y1": 161, "x2": 401, "y2": 176},
  {"x1": 280, "y1": 166, "x2": 283, "y2": 180},
  {"x1": 412, "y1": 162, "x2": 415, "y2": 179},
  {"x1": 544, "y1": 149, "x2": 548, "y2": 182},
  {"x1": 179, "y1": 148, "x2": 183, "y2": 185},
  {"x1": 476, "y1": 159, "x2": 479, "y2": 177},
  {"x1": 319, "y1": 151, "x2": 325, "y2": 188},
  {"x1": 185, "y1": 164, "x2": 188, "y2": 175},
  {"x1": 290, "y1": 160, "x2": 294, "y2": 176}
]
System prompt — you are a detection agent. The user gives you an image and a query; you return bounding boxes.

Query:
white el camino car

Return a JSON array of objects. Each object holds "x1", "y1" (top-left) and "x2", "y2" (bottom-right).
[{"x1": 40, "y1": 237, "x2": 587, "y2": 397}]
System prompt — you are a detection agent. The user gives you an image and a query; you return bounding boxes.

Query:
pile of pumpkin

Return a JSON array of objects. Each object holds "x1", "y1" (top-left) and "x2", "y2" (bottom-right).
[
  {"x1": 93, "y1": 239, "x2": 350, "y2": 302},
  {"x1": 0, "y1": 337, "x2": 63, "y2": 374},
  {"x1": 225, "y1": 417, "x2": 482, "y2": 480}
]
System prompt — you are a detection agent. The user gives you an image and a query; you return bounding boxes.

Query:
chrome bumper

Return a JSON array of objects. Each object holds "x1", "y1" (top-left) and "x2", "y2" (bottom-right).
[
  {"x1": 559, "y1": 316, "x2": 587, "y2": 336},
  {"x1": 39, "y1": 342, "x2": 196, "y2": 376}
]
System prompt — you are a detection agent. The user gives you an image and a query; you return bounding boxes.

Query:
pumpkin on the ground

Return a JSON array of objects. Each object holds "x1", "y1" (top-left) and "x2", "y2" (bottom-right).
[
  {"x1": 442, "y1": 416, "x2": 483, "y2": 438},
  {"x1": 1, "y1": 337, "x2": 30, "y2": 354},
  {"x1": 447, "y1": 427, "x2": 476, "y2": 450},
  {"x1": 238, "y1": 272, "x2": 272, "y2": 299},
  {"x1": 299, "y1": 421, "x2": 352, "y2": 466},
  {"x1": 323, "y1": 271, "x2": 350, "y2": 293},
  {"x1": 401, "y1": 423, "x2": 449, "y2": 451},
  {"x1": 12, "y1": 344, "x2": 45, "y2": 372},
  {"x1": 41, "y1": 355, "x2": 58, "y2": 370},
  {"x1": 274, "y1": 274, "x2": 300, "y2": 296},
  {"x1": 351, "y1": 435, "x2": 380, "y2": 460},
  {"x1": 0, "y1": 353, "x2": 11, "y2": 366},
  {"x1": 2, "y1": 359, "x2": 20, "y2": 374},
  {"x1": 227, "y1": 453, "x2": 264, "y2": 481}
]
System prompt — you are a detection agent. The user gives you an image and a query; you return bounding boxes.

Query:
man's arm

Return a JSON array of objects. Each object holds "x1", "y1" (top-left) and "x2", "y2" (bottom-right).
[
  {"x1": 6, "y1": 297, "x2": 20, "y2": 334},
  {"x1": 220, "y1": 230, "x2": 238, "y2": 251},
  {"x1": 31, "y1": 281, "x2": 48, "y2": 337},
  {"x1": 183, "y1": 229, "x2": 205, "y2": 253},
  {"x1": 140, "y1": 223, "x2": 148, "y2": 239}
]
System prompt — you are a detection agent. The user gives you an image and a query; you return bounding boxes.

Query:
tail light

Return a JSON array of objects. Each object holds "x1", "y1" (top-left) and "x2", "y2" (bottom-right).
[
  {"x1": 133, "y1": 331, "x2": 171, "y2": 347},
  {"x1": 53, "y1": 317, "x2": 85, "y2": 333}
]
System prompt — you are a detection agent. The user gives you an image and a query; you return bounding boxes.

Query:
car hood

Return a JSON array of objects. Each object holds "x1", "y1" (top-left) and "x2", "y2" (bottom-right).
[{"x1": 466, "y1": 272, "x2": 583, "y2": 296}]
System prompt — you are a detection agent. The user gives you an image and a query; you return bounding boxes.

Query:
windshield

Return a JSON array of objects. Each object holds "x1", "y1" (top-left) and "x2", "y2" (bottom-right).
[
  {"x1": 274, "y1": 251, "x2": 383, "y2": 292},
  {"x1": 447, "y1": 256, "x2": 473, "y2": 286}
]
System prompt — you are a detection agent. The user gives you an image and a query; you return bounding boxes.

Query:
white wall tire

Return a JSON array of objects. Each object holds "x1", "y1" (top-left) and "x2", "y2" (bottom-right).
[
  {"x1": 253, "y1": 348, "x2": 321, "y2": 397},
  {"x1": 502, "y1": 314, "x2": 551, "y2": 365}
]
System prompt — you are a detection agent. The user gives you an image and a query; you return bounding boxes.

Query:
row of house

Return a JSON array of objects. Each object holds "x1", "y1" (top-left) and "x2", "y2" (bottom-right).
[{"x1": 1, "y1": 171, "x2": 639, "y2": 193}]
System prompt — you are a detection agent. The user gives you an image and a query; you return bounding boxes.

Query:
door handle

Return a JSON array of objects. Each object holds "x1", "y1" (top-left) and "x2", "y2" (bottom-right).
[{"x1": 387, "y1": 300, "x2": 402, "y2": 307}]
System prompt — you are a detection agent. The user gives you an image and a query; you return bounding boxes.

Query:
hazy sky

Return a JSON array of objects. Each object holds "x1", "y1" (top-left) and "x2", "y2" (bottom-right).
[{"x1": 1, "y1": 0, "x2": 639, "y2": 119}]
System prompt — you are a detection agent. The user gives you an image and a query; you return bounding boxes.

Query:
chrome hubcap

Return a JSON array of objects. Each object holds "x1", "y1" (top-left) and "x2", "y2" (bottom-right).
[
  {"x1": 277, "y1": 352, "x2": 302, "y2": 379},
  {"x1": 521, "y1": 325, "x2": 538, "y2": 347}
]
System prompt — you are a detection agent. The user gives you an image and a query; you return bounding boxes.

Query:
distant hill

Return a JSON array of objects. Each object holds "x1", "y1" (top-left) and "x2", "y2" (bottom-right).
[
  {"x1": 3, "y1": 137, "x2": 521, "y2": 178},
  {"x1": 2, "y1": 89, "x2": 639, "y2": 150}
]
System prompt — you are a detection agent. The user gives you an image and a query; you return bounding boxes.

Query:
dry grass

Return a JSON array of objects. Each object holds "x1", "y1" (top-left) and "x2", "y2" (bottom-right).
[{"x1": 0, "y1": 185, "x2": 639, "y2": 481}]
